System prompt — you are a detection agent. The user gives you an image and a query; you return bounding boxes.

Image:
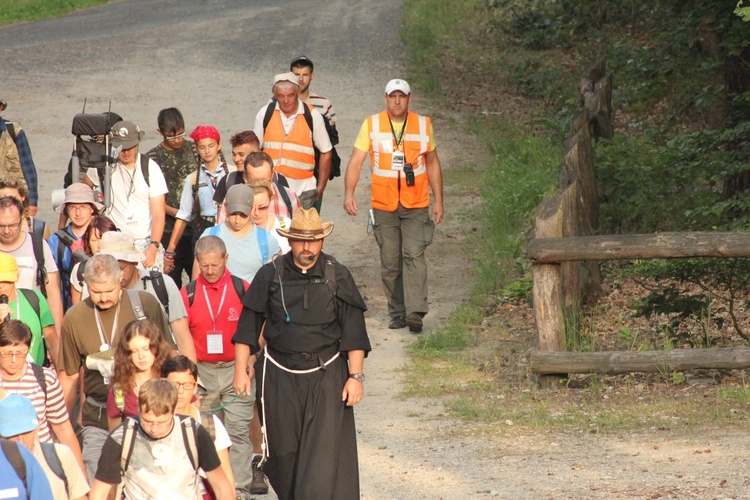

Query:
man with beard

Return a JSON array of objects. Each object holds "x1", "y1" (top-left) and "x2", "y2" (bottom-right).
[
  {"x1": 233, "y1": 208, "x2": 371, "y2": 499},
  {"x1": 58, "y1": 253, "x2": 171, "y2": 481}
]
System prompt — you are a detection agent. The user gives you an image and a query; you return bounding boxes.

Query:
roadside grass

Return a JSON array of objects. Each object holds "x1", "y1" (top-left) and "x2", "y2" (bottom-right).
[
  {"x1": 400, "y1": 0, "x2": 750, "y2": 434},
  {"x1": 0, "y1": 0, "x2": 109, "y2": 26}
]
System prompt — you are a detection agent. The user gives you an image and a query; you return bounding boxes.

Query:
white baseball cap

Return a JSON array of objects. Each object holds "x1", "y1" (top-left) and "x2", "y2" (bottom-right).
[{"x1": 385, "y1": 79, "x2": 411, "y2": 95}]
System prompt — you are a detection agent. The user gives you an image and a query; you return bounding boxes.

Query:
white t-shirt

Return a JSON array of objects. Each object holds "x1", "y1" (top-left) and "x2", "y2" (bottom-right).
[
  {"x1": 87, "y1": 155, "x2": 168, "y2": 240},
  {"x1": 7, "y1": 233, "x2": 58, "y2": 291}
]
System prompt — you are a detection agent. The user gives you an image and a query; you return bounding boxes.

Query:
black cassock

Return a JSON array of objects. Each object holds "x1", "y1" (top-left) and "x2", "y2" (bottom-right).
[{"x1": 234, "y1": 252, "x2": 371, "y2": 500}]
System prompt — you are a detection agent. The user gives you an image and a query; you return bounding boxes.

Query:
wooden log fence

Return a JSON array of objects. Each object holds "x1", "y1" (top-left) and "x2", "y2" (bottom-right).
[{"x1": 523, "y1": 59, "x2": 750, "y2": 385}]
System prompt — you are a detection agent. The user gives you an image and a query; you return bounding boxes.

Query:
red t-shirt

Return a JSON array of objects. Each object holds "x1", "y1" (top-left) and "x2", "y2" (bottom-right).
[{"x1": 181, "y1": 270, "x2": 248, "y2": 363}]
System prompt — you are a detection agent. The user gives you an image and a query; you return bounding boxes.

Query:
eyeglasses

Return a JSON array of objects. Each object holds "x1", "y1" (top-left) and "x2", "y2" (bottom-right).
[
  {"x1": 172, "y1": 381, "x2": 197, "y2": 391},
  {"x1": 164, "y1": 132, "x2": 186, "y2": 142},
  {"x1": 140, "y1": 416, "x2": 174, "y2": 429},
  {"x1": 67, "y1": 204, "x2": 92, "y2": 213},
  {"x1": 0, "y1": 221, "x2": 22, "y2": 231},
  {"x1": 253, "y1": 205, "x2": 270, "y2": 212},
  {"x1": 0, "y1": 350, "x2": 29, "y2": 360}
]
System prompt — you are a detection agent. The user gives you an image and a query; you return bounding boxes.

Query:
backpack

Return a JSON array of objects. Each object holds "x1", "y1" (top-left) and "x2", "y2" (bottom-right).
[
  {"x1": 271, "y1": 254, "x2": 338, "y2": 312},
  {"x1": 126, "y1": 288, "x2": 147, "y2": 321},
  {"x1": 40, "y1": 442, "x2": 68, "y2": 496},
  {"x1": 1, "y1": 439, "x2": 27, "y2": 492},
  {"x1": 52, "y1": 229, "x2": 79, "y2": 281},
  {"x1": 119, "y1": 416, "x2": 201, "y2": 475},
  {"x1": 185, "y1": 275, "x2": 246, "y2": 307},
  {"x1": 262, "y1": 99, "x2": 341, "y2": 181},
  {"x1": 0, "y1": 121, "x2": 24, "y2": 185}
]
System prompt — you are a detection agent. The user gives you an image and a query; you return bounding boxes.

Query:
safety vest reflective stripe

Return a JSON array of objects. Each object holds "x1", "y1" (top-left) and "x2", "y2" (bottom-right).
[
  {"x1": 264, "y1": 107, "x2": 316, "y2": 179},
  {"x1": 368, "y1": 111, "x2": 431, "y2": 211}
]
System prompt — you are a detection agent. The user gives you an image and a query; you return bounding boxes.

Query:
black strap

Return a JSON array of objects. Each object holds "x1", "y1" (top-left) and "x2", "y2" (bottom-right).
[
  {"x1": 1, "y1": 439, "x2": 27, "y2": 493},
  {"x1": 53, "y1": 229, "x2": 76, "y2": 275},
  {"x1": 19, "y1": 288, "x2": 41, "y2": 320},
  {"x1": 274, "y1": 181, "x2": 294, "y2": 216},
  {"x1": 29, "y1": 232, "x2": 47, "y2": 298},
  {"x1": 187, "y1": 275, "x2": 245, "y2": 307},
  {"x1": 142, "y1": 271, "x2": 170, "y2": 317},
  {"x1": 5, "y1": 121, "x2": 17, "y2": 143},
  {"x1": 40, "y1": 442, "x2": 68, "y2": 496},
  {"x1": 30, "y1": 362, "x2": 46, "y2": 401},
  {"x1": 139, "y1": 154, "x2": 150, "y2": 186}
]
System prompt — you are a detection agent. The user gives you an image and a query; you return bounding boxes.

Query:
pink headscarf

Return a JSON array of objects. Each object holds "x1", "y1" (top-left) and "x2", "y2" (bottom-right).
[{"x1": 189, "y1": 125, "x2": 221, "y2": 144}]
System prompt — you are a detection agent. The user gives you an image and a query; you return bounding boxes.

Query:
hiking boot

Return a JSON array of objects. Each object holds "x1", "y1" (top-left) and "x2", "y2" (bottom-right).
[
  {"x1": 250, "y1": 456, "x2": 269, "y2": 495},
  {"x1": 406, "y1": 313, "x2": 423, "y2": 333},
  {"x1": 388, "y1": 316, "x2": 406, "y2": 329}
]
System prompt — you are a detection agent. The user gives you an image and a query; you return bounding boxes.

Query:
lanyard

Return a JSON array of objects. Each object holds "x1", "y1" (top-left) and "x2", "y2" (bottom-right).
[
  {"x1": 203, "y1": 284, "x2": 227, "y2": 331},
  {"x1": 94, "y1": 302, "x2": 121, "y2": 348},
  {"x1": 388, "y1": 116, "x2": 408, "y2": 149}
]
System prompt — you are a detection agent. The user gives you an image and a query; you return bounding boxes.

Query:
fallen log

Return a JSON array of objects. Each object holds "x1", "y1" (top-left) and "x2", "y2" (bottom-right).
[{"x1": 527, "y1": 347, "x2": 750, "y2": 375}]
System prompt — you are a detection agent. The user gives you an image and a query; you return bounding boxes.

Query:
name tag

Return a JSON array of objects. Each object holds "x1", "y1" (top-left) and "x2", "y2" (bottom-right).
[
  {"x1": 206, "y1": 332, "x2": 223, "y2": 354},
  {"x1": 391, "y1": 151, "x2": 405, "y2": 171},
  {"x1": 0, "y1": 488, "x2": 20, "y2": 499}
]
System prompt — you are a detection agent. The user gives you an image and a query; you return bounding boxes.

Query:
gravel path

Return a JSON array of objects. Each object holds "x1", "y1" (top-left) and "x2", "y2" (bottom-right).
[{"x1": 3, "y1": 1, "x2": 750, "y2": 498}]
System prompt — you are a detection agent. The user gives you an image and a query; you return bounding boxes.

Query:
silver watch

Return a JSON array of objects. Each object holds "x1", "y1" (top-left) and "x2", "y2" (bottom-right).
[{"x1": 349, "y1": 373, "x2": 365, "y2": 383}]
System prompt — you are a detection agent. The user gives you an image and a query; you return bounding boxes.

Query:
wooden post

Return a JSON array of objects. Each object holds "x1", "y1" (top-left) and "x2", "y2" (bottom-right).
[
  {"x1": 560, "y1": 182, "x2": 582, "y2": 314},
  {"x1": 564, "y1": 131, "x2": 598, "y2": 228},
  {"x1": 532, "y1": 194, "x2": 566, "y2": 389}
]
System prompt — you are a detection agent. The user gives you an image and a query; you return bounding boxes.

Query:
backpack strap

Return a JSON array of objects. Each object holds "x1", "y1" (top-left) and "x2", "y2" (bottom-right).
[
  {"x1": 40, "y1": 442, "x2": 68, "y2": 497},
  {"x1": 231, "y1": 275, "x2": 246, "y2": 300},
  {"x1": 120, "y1": 418, "x2": 138, "y2": 476},
  {"x1": 139, "y1": 154, "x2": 150, "y2": 187},
  {"x1": 75, "y1": 262, "x2": 85, "y2": 289},
  {"x1": 5, "y1": 121, "x2": 17, "y2": 143},
  {"x1": 126, "y1": 289, "x2": 146, "y2": 320},
  {"x1": 53, "y1": 229, "x2": 76, "y2": 273},
  {"x1": 198, "y1": 411, "x2": 216, "y2": 442},
  {"x1": 31, "y1": 218, "x2": 46, "y2": 238},
  {"x1": 301, "y1": 103, "x2": 314, "y2": 135},
  {"x1": 143, "y1": 271, "x2": 170, "y2": 318},
  {"x1": 262, "y1": 99, "x2": 278, "y2": 134},
  {"x1": 114, "y1": 384, "x2": 125, "y2": 414},
  {"x1": 29, "y1": 232, "x2": 48, "y2": 298},
  {"x1": 1, "y1": 439, "x2": 26, "y2": 492},
  {"x1": 186, "y1": 280, "x2": 197, "y2": 308},
  {"x1": 180, "y1": 417, "x2": 200, "y2": 472},
  {"x1": 256, "y1": 226, "x2": 269, "y2": 264},
  {"x1": 30, "y1": 362, "x2": 47, "y2": 403},
  {"x1": 274, "y1": 181, "x2": 293, "y2": 216},
  {"x1": 19, "y1": 288, "x2": 41, "y2": 320},
  {"x1": 226, "y1": 171, "x2": 240, "y2": 190}
]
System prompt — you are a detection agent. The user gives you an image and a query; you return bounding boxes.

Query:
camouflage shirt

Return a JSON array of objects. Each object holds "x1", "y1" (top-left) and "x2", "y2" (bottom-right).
[{"x1": 146, "y1": 141, "x2": 200, "y2": 231}]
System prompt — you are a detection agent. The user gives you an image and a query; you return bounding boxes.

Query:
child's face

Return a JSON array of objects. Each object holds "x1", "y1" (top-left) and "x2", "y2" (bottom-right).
[{"x1": 196, "y1": 138, "x2": 220, "y2": 164}]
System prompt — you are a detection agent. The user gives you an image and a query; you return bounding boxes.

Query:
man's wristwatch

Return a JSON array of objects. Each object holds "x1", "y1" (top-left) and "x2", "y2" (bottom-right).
[{"x1": 349, "y1": 373, "x2": 365, "y2": 383}]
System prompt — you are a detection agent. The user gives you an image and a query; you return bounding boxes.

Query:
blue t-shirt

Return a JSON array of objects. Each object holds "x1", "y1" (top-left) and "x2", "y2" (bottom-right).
[
  {"x1": 201, "y1": 224, "x2": 280, "y2": 282},
  {"x1": 0, "y1": 440, "x2": 53, "y2": 499}
]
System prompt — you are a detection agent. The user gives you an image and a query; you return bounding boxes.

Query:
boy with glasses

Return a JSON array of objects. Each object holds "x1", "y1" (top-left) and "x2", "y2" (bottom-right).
[
  {"x1": 146, "y1": 108, "x2": 201, "y2": 287},
  {"x1": 88, "y1": 378, "x2": 232, "y2": 499}
]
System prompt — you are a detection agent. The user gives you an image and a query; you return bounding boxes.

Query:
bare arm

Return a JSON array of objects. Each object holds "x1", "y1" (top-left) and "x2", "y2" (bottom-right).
[
  {"x1": 166, "y1": 218, "x2": 189, "y2": 253},
  {"x1": 171, "y1": 317, "x2": 197, "y2": 363},
  {"x1": 216, "y1": 448, "x2": 235, "y2": 492},
  {"x1": 315, "y1": 151, "x2": 332, "y2": 201},
  {"x1": 88, "y1": 479, "x2": 113, "y2": 500},
  {"x1": 342, "y1": 349, "x2": 365, "y2": 406},
  {"x1": 70, "y1": 283, "x2": 82, "y2": 305},
  {"x1": 50, "y1": 419, "x2": 86, "y2": 479},
  {"x1": 232, "y1": 343, "x2": 256, "y2": 396},
  {"x1": 58, "y1": 369, "x2": 80, "y2": 414},
  {"x1": 424, "y1": 148, "x2": 444, "y2": 225},
  {"x1": 343, "y1": 148, "x2": 369, "y2": 216},
  {"x1": 204, "y1": 465, "x2": 233, "y2": 500},
  {"x1": 43, "y1": 274, "x2": 63, "y2": 360},
  {"x1": 143, "y1": 194, "x2": 166, "y2": 268},
  {"x1": 108, "y1": 415, "x2": 122, "y2": 432}
]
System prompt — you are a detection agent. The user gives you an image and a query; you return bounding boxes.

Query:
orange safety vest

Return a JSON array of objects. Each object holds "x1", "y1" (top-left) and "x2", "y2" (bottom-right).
[
  {"x1": 263, "y1": 104, "x2": 316, "y2": 180},
  {"x1": 368, "y1": 110, "x2": 431, "y2": 212}
]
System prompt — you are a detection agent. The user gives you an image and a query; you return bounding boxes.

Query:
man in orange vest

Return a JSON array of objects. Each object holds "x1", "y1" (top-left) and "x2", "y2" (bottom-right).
[
  {"x1": 343, "y1": 79, "x2": 444, "y2": 333},
  {"x1": 254, "y1": 72, "x2": 333, "y2": 210}
]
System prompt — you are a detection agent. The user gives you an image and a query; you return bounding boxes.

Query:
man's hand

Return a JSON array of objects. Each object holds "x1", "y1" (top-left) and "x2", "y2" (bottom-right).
[
  {"x1": 142, "y1": 244, "x2": 157, "y2": 269},
  {"x1": 431, "y1": 202, "x2": 444, "y2": 225},
  {"x1": 0, "y1": 303, "x2": 11, "y2": 321},
  {"x1": 341, "y1": 378, "x2": 364, "y2": 406},
  {"x1": 343, "y1": 195, "x2": 359, "y2": 216},
  {"x1": 233, "y1": 359, "x2": 255, "y2": 397}
]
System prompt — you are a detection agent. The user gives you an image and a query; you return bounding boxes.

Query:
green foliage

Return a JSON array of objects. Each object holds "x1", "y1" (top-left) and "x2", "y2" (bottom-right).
[
  {"x1": 0, "y1": 0, "x2": 109, "y2": 25},
  {"x1": 736, "y1": 1, "x2": 750, "y2": 22}
]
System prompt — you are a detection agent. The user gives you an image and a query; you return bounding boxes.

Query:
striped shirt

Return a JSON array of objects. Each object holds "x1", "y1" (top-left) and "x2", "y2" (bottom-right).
[
  {"x1": 0, "y1": 363, "x2": 69, "y2": 442},
  {"x1": 305, "y1": 93, "x2": 336, "y2": 125}
]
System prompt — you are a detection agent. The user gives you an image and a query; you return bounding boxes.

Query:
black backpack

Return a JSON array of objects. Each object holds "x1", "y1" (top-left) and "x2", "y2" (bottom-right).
[
  {"x1": 185, "y1": 275, "x2": 246, "y2": 307},
  {"x1": 262, "y1": 99, "x2": 341, "y2": 181}
]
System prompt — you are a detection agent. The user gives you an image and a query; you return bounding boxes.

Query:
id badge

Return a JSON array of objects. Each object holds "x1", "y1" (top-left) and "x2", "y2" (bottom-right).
[
  {"x1": 391, "y1": 151, "x2": 405, "y2": 171},
  {"x1": 206, "y1": 332, "x2": 224, "y2": 354},
  {"x1": 125, "y1": 210, "x2": 137, "y2": 225}
]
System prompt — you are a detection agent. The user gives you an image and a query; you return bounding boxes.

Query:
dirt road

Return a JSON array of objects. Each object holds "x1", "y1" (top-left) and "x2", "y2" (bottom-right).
[{"x1": 3, "y1": 1, "x2": 750, "y2": 498}]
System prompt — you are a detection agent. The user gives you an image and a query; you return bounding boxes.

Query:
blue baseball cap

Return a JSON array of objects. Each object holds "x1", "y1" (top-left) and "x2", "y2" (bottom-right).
[{"x1": 0, "y1": 394, "x2": 39, "y2": 437}]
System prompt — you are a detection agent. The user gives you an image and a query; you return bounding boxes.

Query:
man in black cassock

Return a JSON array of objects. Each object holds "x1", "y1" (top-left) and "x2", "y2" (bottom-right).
[{"x1": 232, "y1": 207, "x2": 371, "y2": 500}]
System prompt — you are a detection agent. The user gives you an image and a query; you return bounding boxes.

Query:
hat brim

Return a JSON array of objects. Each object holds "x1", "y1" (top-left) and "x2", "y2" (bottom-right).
[
  {"x1": 0, "y1": 271, "x2": 18, "y2": 283},
  {"x1": 100, "y1": 249, "x2": 144, "y2": 263},
  {"x1": 57, "y1": 200, "x2": 105, "y2": 214},
  {"x1": 226, "y1": 204, "x2": 252, "y2": 217},
  {"x1": 112, "y1": 131, "x2": 145, "y2": 150},
  {"x1": 276, "y1": 222, "x2": 333, "y2": 241}
]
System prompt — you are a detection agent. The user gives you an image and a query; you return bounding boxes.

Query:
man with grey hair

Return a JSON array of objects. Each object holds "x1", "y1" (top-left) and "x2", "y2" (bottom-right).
[
  {"x1": 253, "y1": 72, "x2": 332, "y2": 209},
  {"x1": 180, "y1": 235, "x2": 254, "y2": 498},
  {"x1": 58, "y1": 253, "x2": 171, "y2": 482}
]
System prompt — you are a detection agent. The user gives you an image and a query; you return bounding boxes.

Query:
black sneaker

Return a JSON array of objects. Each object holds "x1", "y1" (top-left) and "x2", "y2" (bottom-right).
[
  {"x1": 389, "y1": 316, "x2": 406, "y2": 329},
  {"x1": 250, "y1": 456, "x2": 268, "y2": 495},
  {"x1": 406, "y1": 313, "x2": 423, "y2": 333}
]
